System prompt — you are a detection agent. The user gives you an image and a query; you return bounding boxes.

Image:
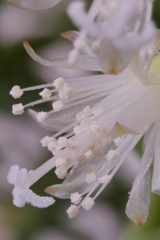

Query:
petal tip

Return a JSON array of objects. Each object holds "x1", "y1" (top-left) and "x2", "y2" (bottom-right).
[
  {"x1": 45, "y1": 184, "x2": 61, "y2": 195},
  {"x1": 60, "y1": 30, "x2": 77, "y2": 42},
  {"x1": 23, "y1": 40, "x2": 30, "y2": 47}
]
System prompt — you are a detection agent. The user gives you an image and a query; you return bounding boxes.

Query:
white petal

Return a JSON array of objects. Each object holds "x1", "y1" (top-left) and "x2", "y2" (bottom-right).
[
  {"x1": 126, "y1": 170, "x2": 150, "y2": 225},
  {"x1": 28, "y1": 109, "x2": 70, "y2": 132},
  {"x1": 152, "y1": 122, "x2": 160, "y2": 194},
  {"x1": 130, "y1": 30, "x2": 160, "y2": 84},
  {"x1": 23, "y1": 40, "x2": 101, "y2": 72},
  {"x1": 125, "y1": 123, "x2": 158, "y2": 225},
  {"x1": 97, "y1": 38, "x2": 133, "y2": 74},
  {"x1": 8, "y1": 0, "x2": 61, "y2": 10},
  {"x1": 118, "y1": 85, "x2": 160, "y2": 133}
]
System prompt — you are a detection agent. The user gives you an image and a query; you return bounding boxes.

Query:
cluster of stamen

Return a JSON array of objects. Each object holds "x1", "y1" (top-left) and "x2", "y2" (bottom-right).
[
  {"x1": 10, "y1": 77, "x2": 74, "y2": 119},
  {"x1": 10, "y1": 69, "x2": 136, "y2": 220}
]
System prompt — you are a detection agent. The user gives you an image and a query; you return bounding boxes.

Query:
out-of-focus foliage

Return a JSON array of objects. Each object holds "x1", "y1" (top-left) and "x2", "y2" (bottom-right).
[{"x1": 0, "y1": 0, "x2": 160, "y2": 240}]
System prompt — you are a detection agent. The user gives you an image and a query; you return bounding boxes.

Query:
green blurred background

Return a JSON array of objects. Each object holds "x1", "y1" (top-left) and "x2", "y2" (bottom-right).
[{"x1": 0, "y1": 0, "x2": 160, "y2": 239}]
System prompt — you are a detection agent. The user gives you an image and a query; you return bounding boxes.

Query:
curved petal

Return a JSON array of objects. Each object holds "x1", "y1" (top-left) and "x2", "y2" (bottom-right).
[
  {"x1": 8, "y1": 0, "x2": 61, "y2": 10},
  {"x1": 28, "y1": 96, "x2": 104, "y2": 131},
  {"x1": 130, "y1": 30, "x2": 160, "y2": 84},
  {"x1": 28, "y1": 109, "x2": 69, "y2": 132},
  {"x1": 45, "y1": 135, "x2": 139, "y2": 199},
  {"x1": 152, "y1": 122, "x2": 160, "y2": 194},
  {"x1": 45, "y1": 144, "x2": 113, "y2": 199},
  {"x1": 125, "y1": 123, "x2": 158, "y2": 225},
  {"x1": 23, "y1": 40, "x2": 102, "y2": 71}
]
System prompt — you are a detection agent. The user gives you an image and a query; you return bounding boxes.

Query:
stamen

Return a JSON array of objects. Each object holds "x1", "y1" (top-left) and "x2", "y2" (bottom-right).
[
  {"x1": 48, "y1": 141, "x2": 57, "y2": 152},
  {"x1": 55, "y1": 158, "x2": 67, "y2": 168},
  {"x1": 36, "y1": 112, "x2": 48, "y2": 122},
  {"x1": 68, "y1": 49, "x2": 80, "y2": 65},
  {"x1": 52, "y1": 100, "x2": 64, "y2": 111},
  {"x1": 74, "y1": 36, "x2": 86, "y2": 50},
  {"x1": 98, "y1": 175, "x2": 112, "y2": 184},
  {"x1": 12, "y1": 104, "x2": 24, "y2": 115},
  {"x1": 22, "y1": 83, "x2": 55, "y2": 92},
  {"x1": 53, "y1": 77, "x2": 66, "y2": 89},
  {"x1": 39, "y1": 88, "x2": 52, "y2": 99},
  {"x1": 66, "y1": 140, "x2": 79, "y2": 150},
  {"x1": 82, "y1": 197, "x2": 95, "y2": 211},
  {"x1": 85, "y1": 164, "x2": 96, "y2": 183},
  {"x1": 85, "y1": 172, "x2": 96, "y2": 183},
  {"x1": 24, "y1": 96, "x2": 56, "y2": 108},
  {"x1": 10, "y1": 86, "x2": 24, "y2": 99},
  {"x1": 105, "y1": 150, "x2": 117, "y2": 161},
  {"x1": 40, "y1": 136, "x2": 57, "y2": 147},
  {"x1": 73, "y1": 125, "x2": 84, "y2": 134},
  {"x1": 55, "y1": 166, "x2": 68, "y2": 179},
  {"x1": 70, "y1": 192, "x2": 82, "y2": 205},
  {"x1": 84, "y1": 150, "x2": 93, "y2": 159},
  {"x1": 67, "y1": 205, "x2": 79, "y2": 218},
  {"x1": 91, "y1": 144, "x2": 103, "y2": 156},
  {"x1": 59, "y1": 84, "x2": 74, "y2": 100},
  {"x1": 114, "y1": 137, "x2": 123, "y2": 146},
  {"x1": 91, "y1": 40, "x2": 101, "y2": 54},
  {"x1": 57, "y1": 137, "x2": 67, "y2": 149}
]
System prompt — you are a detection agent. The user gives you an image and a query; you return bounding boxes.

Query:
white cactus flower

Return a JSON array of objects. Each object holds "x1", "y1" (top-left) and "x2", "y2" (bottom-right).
[{"x1": 7, "y1": 0, "x2": 160, "y2": 226}]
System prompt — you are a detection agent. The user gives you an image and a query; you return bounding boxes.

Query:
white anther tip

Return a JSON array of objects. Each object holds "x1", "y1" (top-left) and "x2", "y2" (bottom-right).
[
  {"x1": 53, "y1": 77, "x2": 66, "y2": 89},
  {"x1": 39, "y1": 88, "x2": 52, "y2": 99},
  {"x1": 82, "y1": 197, "x2": 95, "y2": 211},
  {"x1": 10, "y1": 86, "x2": 23, "y2": 99},
  {"x1": 12, "y1": 104, "x2": 24, "y2": 115},
  {"x1": 98, "y1": 175, "x2": 112, "y2": 184},
  {"x1": 52, "y1": 100, "x2": 64, "y2": 112},
  {"x1": 55, "y1": 166, "x2": 67, "y2": 179},
  {"x1": 70, "y1": 192, "x2": 82, "y2": 205},
  {"x1": 67, "y1": 205, "x2": 79, "y2": 218},
  {"x1": 36, "y1": 112, "x2": 48, "y2": 122}
]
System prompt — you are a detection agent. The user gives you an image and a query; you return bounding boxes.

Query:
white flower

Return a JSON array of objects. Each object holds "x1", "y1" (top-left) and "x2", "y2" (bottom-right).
[{"x1": 8, "y1": 0, "x2": 160, "y2": 226}]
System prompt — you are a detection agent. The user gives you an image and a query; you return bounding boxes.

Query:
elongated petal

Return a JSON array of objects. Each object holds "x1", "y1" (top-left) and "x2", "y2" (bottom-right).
[
  {"x1": 23, "y1": 40, "x2": 102, "y2": 71},
  {"x1": 126, "y1": 123, "x2": 158, "y2": 225},
  {"x1": 45, "y1": 137, "x2": 116, "y2": 199},
  {"x1": 126, "y1": 170, "x2": 150, "y2": 225},
  {"x1": 28, "y1": 109, "x2": 69, "y2": 132},
  {"x1": 8, "y1": 0, "x2": 61, "y2": 10},
  {"x1": 130, "y1": 30, "x2": 160, "y2": 84},
  {"x1": 28, "y1": 96, "x2": 103, "y2": 131},
  {"x1": 152, "y1": 122, "x2": 160, "y2": 194},
  {"x1": 45, "y1": 135, "x2": 138, "y2": 199}
]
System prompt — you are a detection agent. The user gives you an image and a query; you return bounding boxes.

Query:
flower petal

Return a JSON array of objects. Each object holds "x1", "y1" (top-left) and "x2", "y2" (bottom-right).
[
  {"x1": 28, "y1": 109, "x2": 69, "y2": 132},
  {"x1": 8, "y1": 0, "x2": 61, "y2": 10},
  {"x1": 125, "y1": 123, "x2": 158, "y2": 225},
  {"x1": 117, "y1": 85, "x2": 160, "y2": 133},
  {"x1": 130, "y1": 30, "x2": 160, "y2": 84},
  {"x1": 28, "y1": 95, "x2": 104, "y2": 132},
  {"x1": 97, "y1": 38, "x2": 133, "y2": 74},
  {"x1": 23, "y1": 40, "x2": 102, "y2": 71},
  {"x1": 152, "y1": 122, "x2": 160, "y2": 194},
  {"x1": 45, "y1": 137, "x2": 117, "y2": 199}
]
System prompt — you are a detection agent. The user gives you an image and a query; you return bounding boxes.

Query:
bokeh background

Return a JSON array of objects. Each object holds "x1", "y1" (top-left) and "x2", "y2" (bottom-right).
[{"x1": 1, "y1": 0, "x2": 160, "y2": 239}]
